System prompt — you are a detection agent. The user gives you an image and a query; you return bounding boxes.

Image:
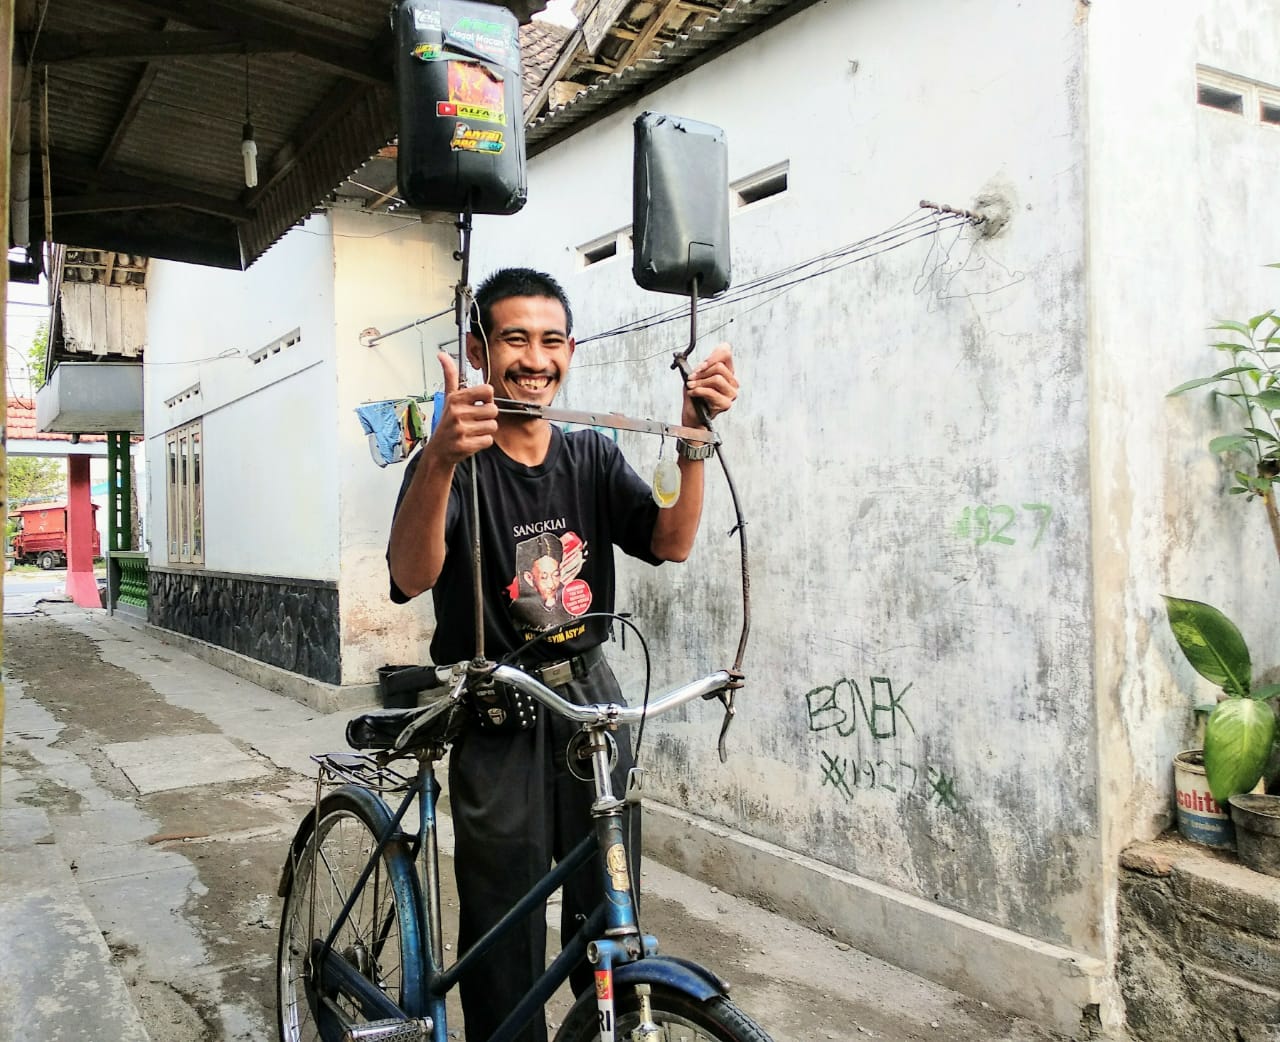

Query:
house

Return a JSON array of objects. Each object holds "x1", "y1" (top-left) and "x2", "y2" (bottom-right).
[
  {"x1": 461, "y1": 2, "x2": 1280, "y2": 1037},
  {"x1": 22, "y1": 0, "x2": 1280, "y2": 1038}
]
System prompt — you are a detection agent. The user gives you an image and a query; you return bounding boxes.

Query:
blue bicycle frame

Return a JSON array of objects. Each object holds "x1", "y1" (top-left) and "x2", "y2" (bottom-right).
[{"x1": 304, "y1": 665, "x2": 734, "y2": 1042}]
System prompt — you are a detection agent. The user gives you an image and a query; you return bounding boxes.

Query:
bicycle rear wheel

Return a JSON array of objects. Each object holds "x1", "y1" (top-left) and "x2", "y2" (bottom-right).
[
  {"x1": 553, "y1": 982, "x2": 774, "y2": 1042},
  {"x1": 277, "y1": 785, "x2": 426, "y2": 1042}
]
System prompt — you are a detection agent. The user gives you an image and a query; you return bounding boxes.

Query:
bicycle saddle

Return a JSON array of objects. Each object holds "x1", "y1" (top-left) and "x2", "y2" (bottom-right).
[{"x1": 347, "y1": 697, "x2": 466, "y2": 752}]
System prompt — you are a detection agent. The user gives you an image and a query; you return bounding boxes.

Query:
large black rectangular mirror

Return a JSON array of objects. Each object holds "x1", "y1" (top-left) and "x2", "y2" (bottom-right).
[
  {"x1": 394, "y1": 0, "x2": 527, "y2": 215},
  {"x1": 632, "y1": 112, "x2": 731, "y2": 297}
]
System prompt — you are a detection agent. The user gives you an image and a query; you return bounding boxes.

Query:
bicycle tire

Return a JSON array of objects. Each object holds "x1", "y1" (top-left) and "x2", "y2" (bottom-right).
[
  {"x1": 553, "y1": 982, "x2": 774, "y2": 1042},
  {"x1": 277, "y1": 785, "x2": 426, "y2": 1042}
]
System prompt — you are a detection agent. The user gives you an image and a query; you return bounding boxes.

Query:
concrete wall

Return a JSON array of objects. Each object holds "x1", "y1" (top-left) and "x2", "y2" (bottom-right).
[
  {"x1": 144, "y1": 211, "x2": 456, "y2": 684},
  {"x1": 468, "y1": 0, "x2": 1100, "y2": 1021},
  {"x1": 329, "y1": 208, "x2": 457, "y2": 682},
  {"x1": 145, "y1": 217, "x2": 341, "y2": 579},
  {"x1": 1088, "y1": 0, "x2": 1280, "y2": 1022}
]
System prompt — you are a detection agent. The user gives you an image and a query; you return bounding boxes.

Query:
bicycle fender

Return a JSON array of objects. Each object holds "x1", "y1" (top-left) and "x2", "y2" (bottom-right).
[
  {"x1": 276, "y1": 784, "x2": 397, "y2": 897},
  {"x1": 611, "y1": 956, "x2": 730, "y2": 1002}
]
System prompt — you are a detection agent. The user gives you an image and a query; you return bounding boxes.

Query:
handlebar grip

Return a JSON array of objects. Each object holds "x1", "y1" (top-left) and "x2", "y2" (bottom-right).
[{"x1": 378, "y1": 664, "x2": 449, "y2": 701}]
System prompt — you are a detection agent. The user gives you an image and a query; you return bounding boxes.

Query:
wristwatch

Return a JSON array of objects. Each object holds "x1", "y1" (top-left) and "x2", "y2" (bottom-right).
[{"x1": 676, "y1": 436, "x2": 715, "y2": 461}]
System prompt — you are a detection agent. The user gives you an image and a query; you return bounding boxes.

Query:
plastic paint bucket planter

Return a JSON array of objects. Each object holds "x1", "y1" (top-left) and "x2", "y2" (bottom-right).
[{"x1": 1173, "y1": 749, "x2": 1235, "y2": 848}]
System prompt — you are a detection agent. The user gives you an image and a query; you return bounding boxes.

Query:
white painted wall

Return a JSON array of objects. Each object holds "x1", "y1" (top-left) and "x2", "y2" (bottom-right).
[
  {"x1": 145, "y1": 216, "x2": 341, "y2": 578},
  {"x1": 329, "y1": 208, "x2": 457, "y2": 682},
  {"x1": 145, "y1": 211, "x2": 458, "y2": 684},
  {"x1": 471, "y1": 0, "x2": 1099, "y2": 959}
]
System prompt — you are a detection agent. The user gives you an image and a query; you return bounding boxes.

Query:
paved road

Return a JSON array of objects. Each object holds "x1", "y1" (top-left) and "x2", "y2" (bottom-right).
[
  {"x1": 4, "y1": 568, "x2": 107, "y2": 616},
  {"x1": 3, "y1": 570, "x2": 68, "y2": 615},
  {"x1": 1, "y1": 604, "x2": 1072, "y2": 1042}
]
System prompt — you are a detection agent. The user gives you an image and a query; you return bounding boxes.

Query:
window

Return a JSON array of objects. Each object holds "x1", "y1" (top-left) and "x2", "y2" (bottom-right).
[
  {"x1": 1196, "y1": 67, "x2": 1280, "y2": 129},
  {"x1": 1197, "y1": 83, "x2": 1244, "y2": 114},
  {"x1": 576, "y1": 228, "x2": 632, "y2": 270},
  {"x1": 166, "y1": 420, "x2": 203, "y2": 565},
  {"x1": 732, "y1": 162, "x2": 789, "y2": 209}
]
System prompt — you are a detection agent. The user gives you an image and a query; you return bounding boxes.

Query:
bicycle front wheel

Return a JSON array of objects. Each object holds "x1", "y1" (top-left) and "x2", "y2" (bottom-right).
[
  {"x1": 554, "y1": 982, "x2": 774, "y2": 1042},
  {"x1": 277, "y1": 785, "x2": 426, "y2": 1042}
]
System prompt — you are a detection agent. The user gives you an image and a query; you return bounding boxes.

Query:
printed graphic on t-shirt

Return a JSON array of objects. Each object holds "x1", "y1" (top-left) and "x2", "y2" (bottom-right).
[{"x1": 506, "y1": 526, "x2": 592, "y2": 641}]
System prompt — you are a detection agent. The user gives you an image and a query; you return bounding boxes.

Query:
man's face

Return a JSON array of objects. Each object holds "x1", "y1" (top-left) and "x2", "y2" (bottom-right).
[
  {"x1": 525, "y1": 555, "x2": 561, "y2": 607},
  {"x1": 467, "y1": 295, "x2": 575, "y2": 407}
]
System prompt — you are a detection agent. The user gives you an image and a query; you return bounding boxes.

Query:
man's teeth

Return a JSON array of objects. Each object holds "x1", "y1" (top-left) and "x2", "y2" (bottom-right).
[{"x1": 515, "y1": 375, "x2": 552, "y2": 390}]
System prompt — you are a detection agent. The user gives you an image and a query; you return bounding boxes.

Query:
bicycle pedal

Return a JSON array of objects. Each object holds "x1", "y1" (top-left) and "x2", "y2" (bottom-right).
[{"x1": 341, "y1": 1018, "x2": 432, "y2": 1042}]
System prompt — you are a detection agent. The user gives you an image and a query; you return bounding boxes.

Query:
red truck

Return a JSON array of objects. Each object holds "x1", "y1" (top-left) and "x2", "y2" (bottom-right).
[{"x1": 9, "y1": 501, "x2": 101, "y2": 569}]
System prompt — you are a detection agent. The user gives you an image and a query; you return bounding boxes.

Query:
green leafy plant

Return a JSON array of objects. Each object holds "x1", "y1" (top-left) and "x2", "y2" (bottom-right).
[
  {"x1": 1168, "y1": 293, "x2": 1280, "y2": 562},
  {"x1": 1164, "y1": 595, "x2": 1280, "y2": 803},
  {"x1": 26, "y1": 319, "x2": 49, "y2": 391}
]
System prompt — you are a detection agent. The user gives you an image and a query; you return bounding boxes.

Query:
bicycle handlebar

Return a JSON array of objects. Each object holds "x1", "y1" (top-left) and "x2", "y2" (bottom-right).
[
  {"x1": 488, "y1": 663, "x2": 732, "y2": 726},
  {"x1": 392, "y1": 663, "x2": 733, "y2": 752}
]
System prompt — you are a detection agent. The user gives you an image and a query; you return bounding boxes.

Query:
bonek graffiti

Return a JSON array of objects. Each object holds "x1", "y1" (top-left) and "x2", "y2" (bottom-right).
[{"x1": 806, "y1": 675, "x2": 961, "y2": 811}]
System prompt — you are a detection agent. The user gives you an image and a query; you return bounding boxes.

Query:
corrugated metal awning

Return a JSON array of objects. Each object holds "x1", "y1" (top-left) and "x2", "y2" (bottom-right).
[{"x1": 13, "y1": 0, "x2": 551, "y2": 272}]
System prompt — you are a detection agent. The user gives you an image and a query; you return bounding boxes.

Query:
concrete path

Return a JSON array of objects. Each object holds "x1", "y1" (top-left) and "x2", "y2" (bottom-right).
[{"x1": 0, "y1": 603, "x2": 1071, "y2": 1042}]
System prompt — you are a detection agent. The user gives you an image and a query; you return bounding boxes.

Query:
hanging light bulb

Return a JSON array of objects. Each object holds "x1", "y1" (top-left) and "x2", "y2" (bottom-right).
[
  {"x1": 241, "y1": 121, "x2": 258, "y2": 188},
  {"x1": 240, "y1": 52, "x2": 258, "y2": 188}
]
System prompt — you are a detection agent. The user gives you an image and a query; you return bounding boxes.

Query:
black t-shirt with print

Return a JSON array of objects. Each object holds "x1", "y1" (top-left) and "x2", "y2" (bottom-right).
[{"x1": 390, "y1": 427, "x2": 661, "y2": 665}]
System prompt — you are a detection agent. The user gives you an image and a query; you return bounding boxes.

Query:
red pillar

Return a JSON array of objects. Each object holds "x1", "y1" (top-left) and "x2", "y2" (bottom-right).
[{"x1": 65, "y1": 454, "x2": 100, "y2": 608}]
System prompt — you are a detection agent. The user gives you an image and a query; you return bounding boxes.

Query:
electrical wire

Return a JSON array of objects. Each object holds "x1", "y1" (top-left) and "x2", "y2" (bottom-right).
[
  {"x1": 497, "y1": 610, "x2": 655, "y2": 757},
  {"x1": 571, "y1": 210, "x2": 969, "y2": 370},
  {"x1": 574, "y1": 210, "x2": 965, "y2": 353},
  {"x1": 141, "y1": 349, "x2": 242, "y2": 366}
]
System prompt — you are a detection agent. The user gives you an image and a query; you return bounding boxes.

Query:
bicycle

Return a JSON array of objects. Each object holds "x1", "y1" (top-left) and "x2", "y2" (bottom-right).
[{"x1": 275, "y1": 655, "x2": 774, "y2": 1042}]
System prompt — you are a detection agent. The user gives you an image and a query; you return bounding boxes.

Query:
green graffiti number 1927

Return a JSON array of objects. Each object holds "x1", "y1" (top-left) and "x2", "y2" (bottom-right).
[{"x1": 955, "y1": 503, "x2": 1052, "y2": 548}]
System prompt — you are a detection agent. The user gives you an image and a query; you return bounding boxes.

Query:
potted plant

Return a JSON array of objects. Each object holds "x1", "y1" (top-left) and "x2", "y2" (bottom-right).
[
  {"x1": 1167, "y1": 301, "x2": 1280, "y2": 563},
  {"x1": 1163, "y1": 595, "x2": 1280, "y2": 872}
]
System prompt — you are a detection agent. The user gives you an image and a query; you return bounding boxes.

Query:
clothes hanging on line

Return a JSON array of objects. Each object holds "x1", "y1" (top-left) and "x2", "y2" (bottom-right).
[{"x1": 355, "y1": 392, "x2": 445, "y2": 467}]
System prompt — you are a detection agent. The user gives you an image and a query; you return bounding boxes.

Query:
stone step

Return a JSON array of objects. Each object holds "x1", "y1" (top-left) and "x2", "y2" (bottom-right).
[{"x1": 0, "y1": 805, "x2": 152, "y2": 1042}]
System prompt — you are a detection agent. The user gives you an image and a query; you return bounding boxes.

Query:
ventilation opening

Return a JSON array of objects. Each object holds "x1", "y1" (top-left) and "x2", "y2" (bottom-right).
[
  {"x1": 165, "y1": 384, "x2": 201, "y2": 408},
  {"x1": 250, "y1": 328, "x2": 302, "y2": 365},
  {"x1": 1198, "y1": 83, "x2": 1244, "y2": 114},
  {"x1": 582, "y1": 240, "x2": 617, "y2": 265},
  {"x1": 576, "y1": 229, "x2": 630, "y2": 270},
  {"x1": 1262, "y1": 100, "x2": 1280, "y2": 125},
  {"x1": 733, "y1": 165, "x2": 789, "y2": 208}
]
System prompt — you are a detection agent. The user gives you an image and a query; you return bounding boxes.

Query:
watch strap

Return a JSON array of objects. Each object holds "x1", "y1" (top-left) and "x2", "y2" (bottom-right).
[{"x1": 676, "y1": 437, "x2": 715, "y2": 461}]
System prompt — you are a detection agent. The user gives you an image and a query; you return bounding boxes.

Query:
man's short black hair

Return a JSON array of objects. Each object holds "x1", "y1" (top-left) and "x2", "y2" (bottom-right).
[{"x1": 473, "y1": 267, "x2": 573, "y2": 339}]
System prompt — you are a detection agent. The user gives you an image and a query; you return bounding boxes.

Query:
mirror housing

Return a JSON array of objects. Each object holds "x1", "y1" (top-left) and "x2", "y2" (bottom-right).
[
  {"x1": 632, "y1": 112, "x2": 731, "y2": 297},
  {"x1": 394, "y1": 0, "x2": 527, "y2": 215}
]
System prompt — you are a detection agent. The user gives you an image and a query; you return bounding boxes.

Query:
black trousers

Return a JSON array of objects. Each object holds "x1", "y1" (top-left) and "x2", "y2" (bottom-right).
[{"x1": 448, "y1": 653, "x2": 639, "y2": 1042}]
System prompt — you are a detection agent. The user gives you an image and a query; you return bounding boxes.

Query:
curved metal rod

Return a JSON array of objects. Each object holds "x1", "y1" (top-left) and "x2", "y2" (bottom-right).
[{"x1": 670, "y1": 276, "x2": 751, "y2": 676}]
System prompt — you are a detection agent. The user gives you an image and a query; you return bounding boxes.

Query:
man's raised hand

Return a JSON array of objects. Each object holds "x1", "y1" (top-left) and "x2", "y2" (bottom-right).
[
  {"x1": 682, "y1": 343, "x2": 739, "y2": 428},
  {"x1": 427, "y1": 352, "x2": 498, "y2": 465}
]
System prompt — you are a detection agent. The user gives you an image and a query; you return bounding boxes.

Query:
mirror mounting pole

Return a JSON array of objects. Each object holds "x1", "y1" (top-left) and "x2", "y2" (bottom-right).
[
  {"x1": 453, "y1": 199, "x2": 487, "y2": 665},
  {"x1": 670, "y1": 278, "x2": 751, "y2": 760}
]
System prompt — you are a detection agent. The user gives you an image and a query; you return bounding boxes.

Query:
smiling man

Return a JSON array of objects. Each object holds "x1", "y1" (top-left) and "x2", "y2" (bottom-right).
[{"x1": 387, "y1": 267, "x2": 738, "y2": 1042}]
